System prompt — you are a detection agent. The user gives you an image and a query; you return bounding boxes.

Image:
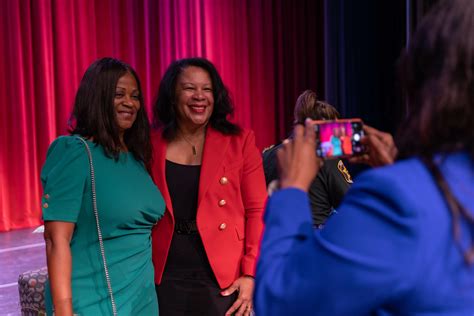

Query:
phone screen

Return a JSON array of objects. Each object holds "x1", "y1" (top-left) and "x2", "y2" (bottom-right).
[{"x1": 314, "y1": 120, "x2": 364, "y2": 159}]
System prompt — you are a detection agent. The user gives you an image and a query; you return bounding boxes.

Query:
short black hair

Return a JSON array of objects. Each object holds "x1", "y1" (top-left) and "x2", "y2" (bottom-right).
[
  {"x1": 69, "y1": 57, "x2": 151, "y2": 165},
  {"x1": 152, "y1": 57, "x2": 240, "y2": 140}
]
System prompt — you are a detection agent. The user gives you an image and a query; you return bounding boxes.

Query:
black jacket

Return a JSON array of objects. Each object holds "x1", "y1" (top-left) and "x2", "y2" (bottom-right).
[{"x1": 262, "y1": 142, "x2": 352, "y2": 226}]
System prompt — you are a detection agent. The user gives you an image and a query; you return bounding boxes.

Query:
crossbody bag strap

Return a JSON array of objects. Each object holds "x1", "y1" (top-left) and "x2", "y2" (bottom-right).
[{"x1": 76, "y1": 136, "x2": 118, "y2": 316}]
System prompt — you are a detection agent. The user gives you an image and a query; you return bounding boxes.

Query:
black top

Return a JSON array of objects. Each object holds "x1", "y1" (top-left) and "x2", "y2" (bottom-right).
[
  {"x1": 163, "y1": 160, "x2": 214, "y2": 278},
  {"x1": 262, "y1": 142, "x2": 352, "y2": 226},
  {"x1": 166, "y1": 160, "x2": 200, "y2": 221}
]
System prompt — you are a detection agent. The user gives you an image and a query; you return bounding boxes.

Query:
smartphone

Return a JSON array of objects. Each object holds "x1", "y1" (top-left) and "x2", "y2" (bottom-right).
[{"x1": 313, "y1": 119, "x2": 364, "y2": 159}]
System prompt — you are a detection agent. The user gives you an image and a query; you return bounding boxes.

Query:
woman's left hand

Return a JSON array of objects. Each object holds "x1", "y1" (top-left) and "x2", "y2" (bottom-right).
[
  {"x1": 349, "y1": 125, "x2": 397, "y2": 167},
  {"x1": 221, "y1": 275, "x2": 254, "y2": 316}
]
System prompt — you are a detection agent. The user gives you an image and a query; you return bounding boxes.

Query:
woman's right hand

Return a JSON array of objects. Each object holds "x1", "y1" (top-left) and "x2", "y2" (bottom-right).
[
  {"x1": 51, "y1": 298, "x2": 74, "y2": 316},
  {"x1": 349, "y1": 125, "x2": 398, "y2": 167}
]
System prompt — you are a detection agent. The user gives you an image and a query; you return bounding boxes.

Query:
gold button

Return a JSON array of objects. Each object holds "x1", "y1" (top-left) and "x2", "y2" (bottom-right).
[
  {"x1": 44, "y1": 194, "x2": 50, "y2": 199},
  {"x1": 218, "y1": 199, "x2": 226, "y2": 207},
  {"x1": 219, "y1": 177, "x2": 228, "y2": 185},
  {"x1": 219, "y1": 223, "x2": 227, "y2": 230},
  {"x1": 43, "y1": 203, "x2": 49, "y2": 208}
]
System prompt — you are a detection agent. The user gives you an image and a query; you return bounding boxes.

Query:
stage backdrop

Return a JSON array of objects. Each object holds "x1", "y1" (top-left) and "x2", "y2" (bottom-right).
[{"x1": 0, "y1": 0, "x2": 324, "y2": 231}]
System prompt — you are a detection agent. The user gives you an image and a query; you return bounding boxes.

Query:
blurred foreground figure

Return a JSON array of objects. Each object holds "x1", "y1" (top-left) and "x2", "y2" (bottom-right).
[{"x1": 255, "y1": 0, "x2": 474, "y2": 314}]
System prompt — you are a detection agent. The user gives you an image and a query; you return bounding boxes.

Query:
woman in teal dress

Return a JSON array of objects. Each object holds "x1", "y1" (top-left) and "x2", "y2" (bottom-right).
[{"x1": 41, "y1": 58, "x2": 164, "y2": 315}]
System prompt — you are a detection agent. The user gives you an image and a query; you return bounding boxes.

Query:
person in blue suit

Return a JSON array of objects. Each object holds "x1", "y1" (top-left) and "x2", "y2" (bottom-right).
[{"x1": 255, "y1": 0, "x2": 474, "y2": 315}]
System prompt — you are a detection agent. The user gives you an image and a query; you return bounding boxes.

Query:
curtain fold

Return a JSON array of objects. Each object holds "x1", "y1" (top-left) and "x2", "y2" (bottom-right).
[
  {"x1": 324, "y1": 0, "x2": 406, "y2": 132},
  {"x1": 0, "y1": 0, "x2": 323, "y2": 231}
]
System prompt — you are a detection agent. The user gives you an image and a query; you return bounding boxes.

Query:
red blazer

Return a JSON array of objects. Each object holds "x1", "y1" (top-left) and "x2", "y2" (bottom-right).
[{"x1": 150, "y1": 127, "x2": 267, "y2": 289}]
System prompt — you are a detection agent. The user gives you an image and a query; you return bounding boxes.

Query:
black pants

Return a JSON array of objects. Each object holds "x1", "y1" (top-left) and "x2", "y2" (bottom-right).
[{"x1": 155, "y1": 277, "x2": 238, "y2": 316}]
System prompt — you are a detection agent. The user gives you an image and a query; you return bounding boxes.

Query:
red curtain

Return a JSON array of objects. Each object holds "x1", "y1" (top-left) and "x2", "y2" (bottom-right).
[{"x1": 0, "y1": 0, "x2": 323, "y2": 231}]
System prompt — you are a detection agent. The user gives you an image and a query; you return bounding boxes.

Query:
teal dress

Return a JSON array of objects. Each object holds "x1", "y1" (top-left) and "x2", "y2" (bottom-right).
[{"x1": 41, "y1": 136, "x2": 164, "y2": 315}]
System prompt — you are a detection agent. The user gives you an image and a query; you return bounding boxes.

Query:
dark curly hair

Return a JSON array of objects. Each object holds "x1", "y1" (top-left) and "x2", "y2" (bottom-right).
[
  {"x1": 69, "y1": 57, "x2": 151, "y2": 165},
  {"x1": 152, "y1": 57, "x2": 241, "y2": 140},
  {"x1": 397, "y1": 0, "x2": 474, "y2": 264}
]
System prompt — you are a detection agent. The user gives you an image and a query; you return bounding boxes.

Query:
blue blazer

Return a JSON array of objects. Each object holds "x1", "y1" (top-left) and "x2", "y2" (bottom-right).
[{"x1": 255, "y1": 152, "x2": 474, "y2": 315}]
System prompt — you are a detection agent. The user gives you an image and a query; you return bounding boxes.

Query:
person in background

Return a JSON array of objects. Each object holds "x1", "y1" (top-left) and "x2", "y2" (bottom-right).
[
  {"x1": 255, "y1": 0, "x2": 474, "y2": 314},
  {"x1": 262, "y1": 90, "x2": 352, "y2": 228},
  {"x1": 329, "y1": 127, "x2": 343, "y2": 156},
  {"x1": 339, "y1": 126, "x2": 352, "y2": 155},
  {"x1": 151, "y1": 57, "x2": 267, "y2": 316},
  {"x1": 42, "y1": 58, "x2": 164, "y2": 315}
]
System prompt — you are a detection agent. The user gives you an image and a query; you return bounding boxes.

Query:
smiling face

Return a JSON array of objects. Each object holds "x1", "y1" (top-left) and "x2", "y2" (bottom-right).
[
  {"x1": 174, "y1": 66, "x2": 214, "y2": 131},
  {"x1": 114, "y1": 72, "x2": 140, "y2": 134}
]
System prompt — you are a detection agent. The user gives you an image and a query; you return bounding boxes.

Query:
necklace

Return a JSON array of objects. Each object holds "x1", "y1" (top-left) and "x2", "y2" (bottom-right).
[{"x1": 180, "y1": 134, "x2": 197, "y2": 155}]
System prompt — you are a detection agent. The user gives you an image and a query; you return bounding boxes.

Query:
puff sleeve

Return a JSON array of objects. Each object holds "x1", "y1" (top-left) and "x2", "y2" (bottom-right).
[{"x1": 40, "y1": 136, "x2": 89, "y2": 223}]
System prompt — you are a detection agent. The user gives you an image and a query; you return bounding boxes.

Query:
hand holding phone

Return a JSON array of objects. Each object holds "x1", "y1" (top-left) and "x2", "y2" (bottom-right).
[
  {"x1": 277, "y1": 121, "x2": 321, "y2": 192},
  {"x1": 312, "y1": 119, "x2": 365, "y2": 159},
  {"x1": 349, "y1": 125, "x2": 397, "y2": 167}
]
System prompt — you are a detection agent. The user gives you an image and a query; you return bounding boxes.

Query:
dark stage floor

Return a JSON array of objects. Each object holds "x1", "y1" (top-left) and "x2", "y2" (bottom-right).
[{"x1": 0, "y1": 227, "x2": 46, "y2": 315}]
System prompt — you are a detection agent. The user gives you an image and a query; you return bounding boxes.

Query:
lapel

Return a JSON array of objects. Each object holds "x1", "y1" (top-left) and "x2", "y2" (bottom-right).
[
  {"x1": 198, "y1": 127, "x2": 230, "y2": 209},
  {"x1": 153, "y1": 132, "x2": 174, "y2": 217}
]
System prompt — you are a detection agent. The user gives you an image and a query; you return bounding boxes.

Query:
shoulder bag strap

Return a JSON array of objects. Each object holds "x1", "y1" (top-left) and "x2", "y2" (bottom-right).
[{"x1": 76, "y1": 137, "x2": 118, "y2": 316}]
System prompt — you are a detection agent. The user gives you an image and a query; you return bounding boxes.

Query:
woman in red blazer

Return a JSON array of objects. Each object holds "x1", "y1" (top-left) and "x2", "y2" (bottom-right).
[{"x1": 150, "y1": 57, "x2": 267, "y2": 316}]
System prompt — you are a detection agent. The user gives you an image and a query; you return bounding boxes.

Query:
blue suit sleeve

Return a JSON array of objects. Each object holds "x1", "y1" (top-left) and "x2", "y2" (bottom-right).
[{"x1": 255, "y1": 170, "x2": 421, "y2": 315}]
